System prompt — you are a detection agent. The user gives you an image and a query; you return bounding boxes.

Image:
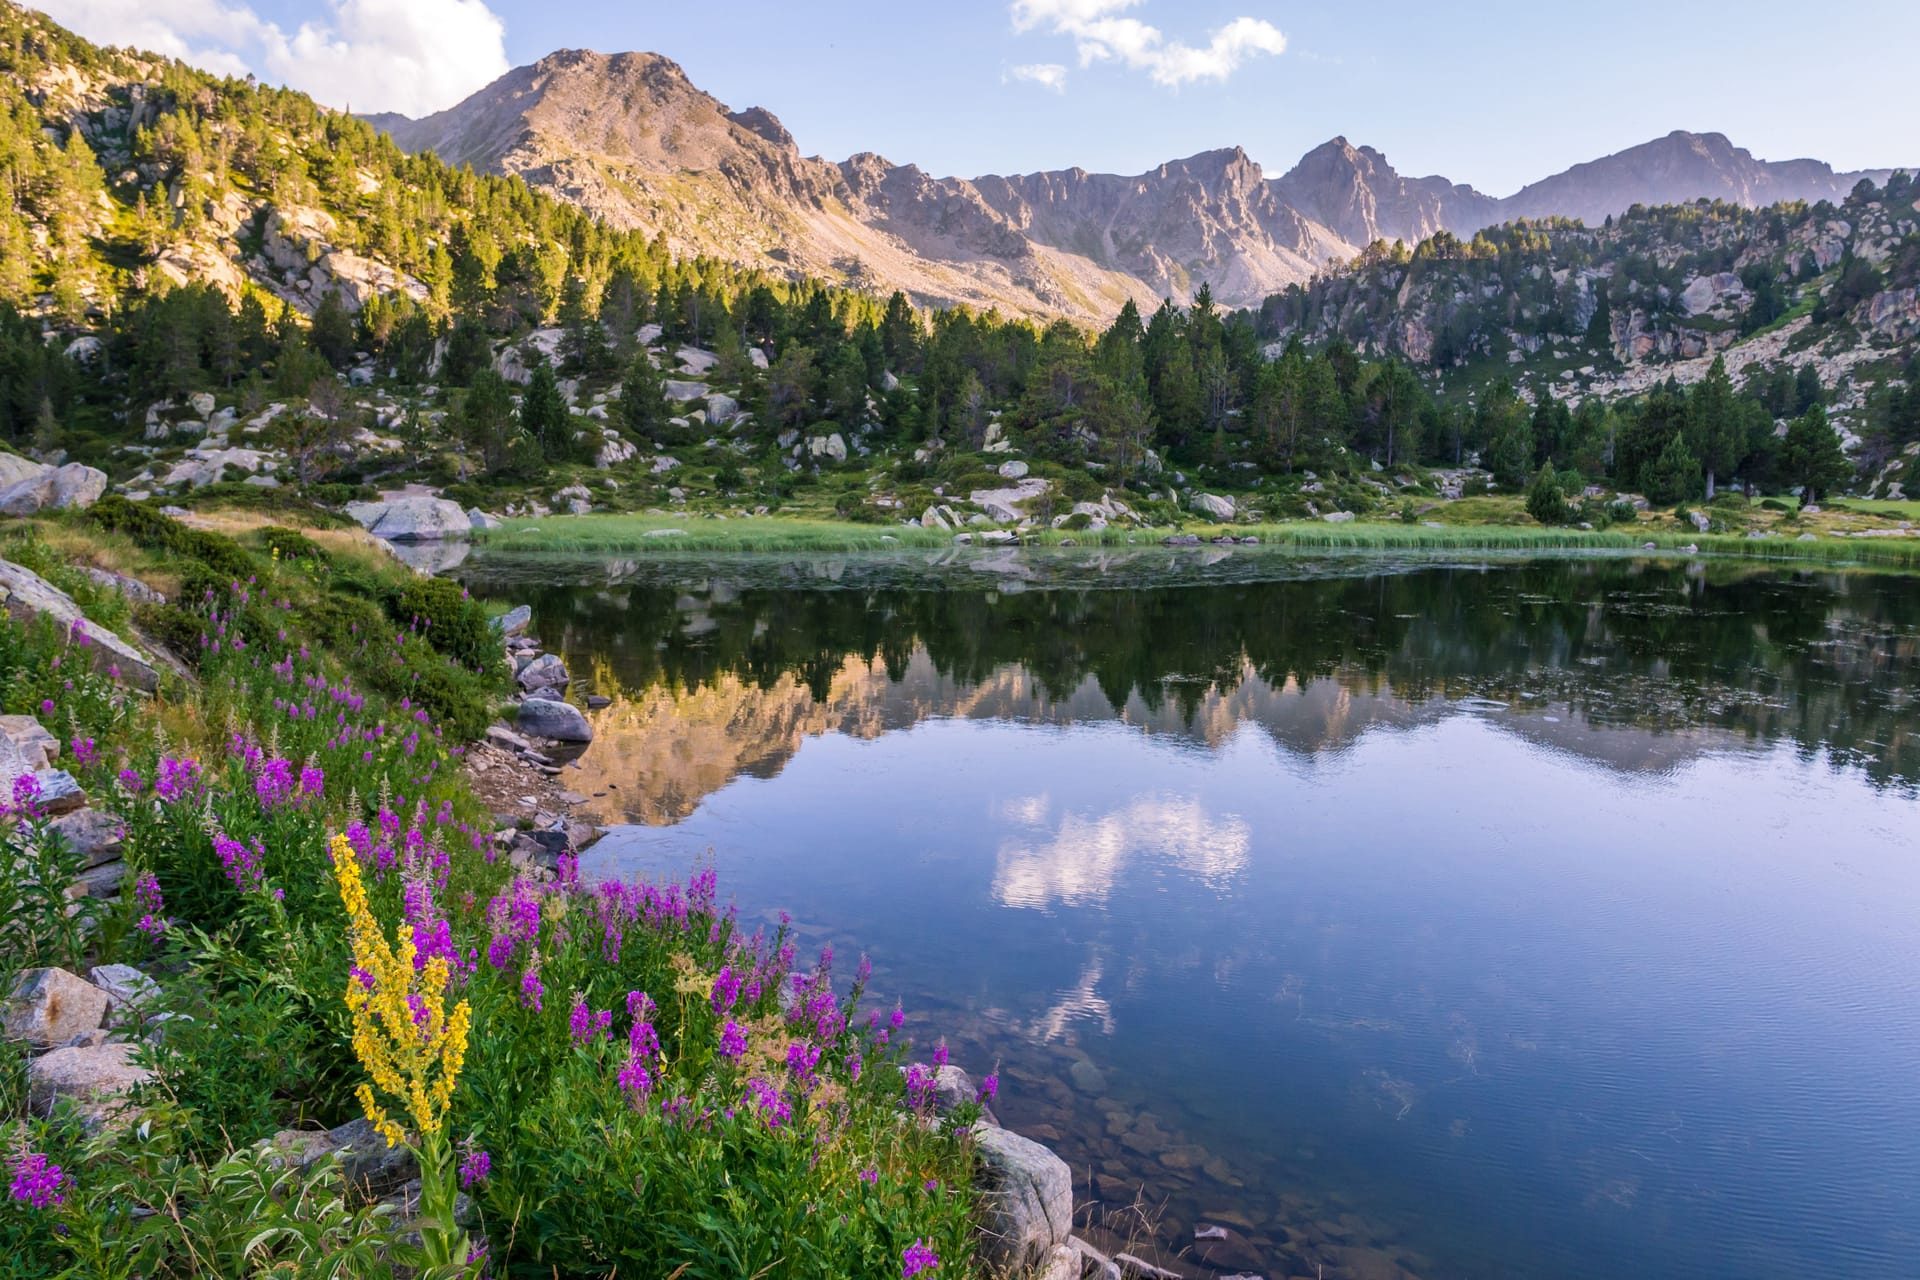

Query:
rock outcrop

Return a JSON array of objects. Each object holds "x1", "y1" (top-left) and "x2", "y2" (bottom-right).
[
  {"x1": 973, "y1": 1126, "x2": 1076, "y2": 1273},
  {"x1": 346, "y1": 495, "x2": 473, "y2": 542},
  {"x1": 0, "y1": 559, "x2": 159, "y2": 691}
]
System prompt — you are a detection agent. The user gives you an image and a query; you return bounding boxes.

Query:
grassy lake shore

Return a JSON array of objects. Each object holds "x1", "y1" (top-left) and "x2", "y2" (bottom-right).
[{"x1": 472, "y1": 511, "x2": 1920, "y2": 571}]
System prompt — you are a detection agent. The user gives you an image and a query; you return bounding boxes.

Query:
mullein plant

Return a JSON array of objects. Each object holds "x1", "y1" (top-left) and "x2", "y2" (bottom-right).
[{"x1": 331, "y1": 832, "x2": 478, "y2": 1276}]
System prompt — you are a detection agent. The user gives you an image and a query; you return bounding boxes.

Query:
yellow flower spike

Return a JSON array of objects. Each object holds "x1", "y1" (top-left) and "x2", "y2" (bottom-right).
[{"x1": 329, "y1": 832, "x2": 471, "y2": 1147}]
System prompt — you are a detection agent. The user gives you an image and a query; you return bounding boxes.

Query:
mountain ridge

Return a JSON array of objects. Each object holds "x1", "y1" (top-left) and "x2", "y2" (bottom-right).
[{"x1": 365, "y1": 48, "x2": 1906, "y2": 321}]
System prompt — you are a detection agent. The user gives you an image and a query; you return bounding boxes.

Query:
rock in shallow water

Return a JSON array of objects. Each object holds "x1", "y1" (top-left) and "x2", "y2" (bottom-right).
[
  {"x1": 518, "y1": 697, "x2": 594, "y2": 743},
  {"x1": 973, "y1": 1125, "x2": 1074, "y2": 1273}
]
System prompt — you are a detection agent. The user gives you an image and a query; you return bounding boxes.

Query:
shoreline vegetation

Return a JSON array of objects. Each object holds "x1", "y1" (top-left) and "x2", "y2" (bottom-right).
[{"x1": 472, "y1": 511, "x2": 1920, "y2": 571}]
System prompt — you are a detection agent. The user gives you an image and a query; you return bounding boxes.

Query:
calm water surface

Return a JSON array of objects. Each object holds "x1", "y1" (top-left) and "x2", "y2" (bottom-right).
[{"x1": 459, "y1": 548, "x2": 1920, "y2": 1280}]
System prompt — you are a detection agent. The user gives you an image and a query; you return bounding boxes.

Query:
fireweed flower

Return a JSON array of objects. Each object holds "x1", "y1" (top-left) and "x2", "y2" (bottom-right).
[
  {"x1": 134, "y1": 873, "x2": 169, "y2": 938},
  {"x1": 933, "y1": 1039, "x2": 949, "y2": 1069},
  {"x1": 859, "y1": 1166, "x2": 878, "y2": 1185},
  {"x1": 213, "y1": 831, "x2": 267, "y2": 893},
  {"x1": 977, "y1": 1072, "x2": 999, "y2": 1105},
  {"x1": 718, "y1": 1019, "x2": 748, "y2": 1060},
  {"x1": 569, "y1": 997, "x2": 612, "y2": 1046},
  {"x1": 902, "y1": 1239, "x2": 939, "y2": 1278},
  {"x1": 7, "y1": 1150, "x2": 65, "y2": 1209},
  {"x1": 70, "y1": 737, "x2": 97, "y2": 768},
  {"x1": 9, "y1": 772, "x2": 41, "y2": 818},
  {"x1": 154, "y1": 756, "x2": 201, "y2": 803},
  {"x1": 905, "y1": 1063, "x2": 938, "y2": 1112},
  {"x1": 457, "y1": 1142, "x2": 490, "y2": 1190},
  {"x1": 116, "y1": 767, "x2": 143, "y2": 794},
  {"x1": 743, "y1": 1077, "x2": 791, "y2": 1130},
  {"x1": 710, "y1": 964, "x2": 742, "y2": 1014}
]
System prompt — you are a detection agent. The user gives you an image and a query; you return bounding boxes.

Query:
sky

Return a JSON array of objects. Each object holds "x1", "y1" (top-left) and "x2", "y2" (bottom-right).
[{"x1": 28, "y1": 0, "x2": 1920, "y2": 195}]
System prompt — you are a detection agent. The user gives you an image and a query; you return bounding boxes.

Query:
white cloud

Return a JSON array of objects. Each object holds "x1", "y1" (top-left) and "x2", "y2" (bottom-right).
[
  {"x1": 29, "y1": 0, "x2": 510, "y2": 117},
  {"x1": 1009, "y1": 0, "x2": 1284, "y2": 88},
  {"x1": 1006, "y1": 62, "x2": 1069, "y2": 93}
]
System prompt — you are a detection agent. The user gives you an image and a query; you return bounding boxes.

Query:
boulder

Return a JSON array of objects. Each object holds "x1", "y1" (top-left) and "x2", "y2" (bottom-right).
[
  {"x1": 1189, "y1": 493, "x2": 1237, "y2": 522},
  {"x1": 1037, "y1": 1245, "x2": 1081, "y2": 1280},
  {"x1": 808, "y1": 434, "x2": 848, "y2": 464},
  {"x1": 51, "y1": 809, "x2": 124, "y2": 867},
  {"x1": 467, "y1": 508, "x2": 504, "y2": 531},
  {"x1": 595, "y1": 436, "x2": 638, "y2": 468},
  {"x1": 346, "y1": 496, "x2": 472, "y2": 542},
  {"x1": 1323, "y1": 511, "x2": 1356, "y2": 524},
  {"x1": 516, "y1": 654, "x2": 570, "y2": 694},
  {"x1": 968, "y1": 478, "x2": 1050, "y2": 523},
  {"x1": 0, "y1": 463, "x2": 109, "y2": 515},
  {"x1": 662, "y1": 380, "x2": 710, "y2": 402},
  {"x1": 5, "y1": 967, "x2": 110, "y2": 1048},
  {"x1": 0, "y1": 453, "x2": 48, "y2": 489},
  {"x1": 0, "y1": 715, "x2": 59, "y2": 768},
  {"x1": 326, "y1": 1117, "x2": 420, "y2": 1196},
  {"x1": 0, "y1": 559, "x2": 158, "y2": 691},
  {"x1": 518, "y1": 698, "x2": 594, "y2": 743},
  {"x1": 997, "y1": 460, "x2": 1030, "y2": 480},
  {"x1": 88, "y1": 964, "x2": 161, "y2": 1014},
  {"x1": 491, "y1": 605, "x2": 533, "y2": 638},
  {"x1": 27, "y1": 1041, "x2": 152, "y2": 1127},
  {"x1": 972, "y1": 1126, "x2": 1074, "y2": 1273},
  {"x1": 29, "y1": 770, "x2": 86, "y2": 815},
  {"x1": 706, "y1": 393, "x2": 739, "y2": 426},
  {"x1": 920, "y1": 505, "x2": 952, "y2": 532},
  {"x1": 186, "y1": 392, "x2": 216, "y2": 419}
]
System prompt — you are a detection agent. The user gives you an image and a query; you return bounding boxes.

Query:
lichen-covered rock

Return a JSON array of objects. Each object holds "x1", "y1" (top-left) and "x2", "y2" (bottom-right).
[
  {"x1": 28, "y1": 1041, "x2": 152, "y2": 1127},
  {"x1": 5, "y1": 967, "x2": 110, "y2": 1048},
  {"x1": 326, "y1": 1117, "x2": 420, "y2": 1195},
  {"x1": 973, "y1": 1126, "x2": 1074, "y2": 1273},
  {"x1": 28, "y1": 770, "x2": 86, "y2": 816},
  {"x1": 1189, "y1": 492, "x2": 1237, "y2": 521}
]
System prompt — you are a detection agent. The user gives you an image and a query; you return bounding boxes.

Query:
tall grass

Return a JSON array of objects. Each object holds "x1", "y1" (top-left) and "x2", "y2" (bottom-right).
[{"x1": 475, "y1": 515, "x2": 1920, "y2": 570}]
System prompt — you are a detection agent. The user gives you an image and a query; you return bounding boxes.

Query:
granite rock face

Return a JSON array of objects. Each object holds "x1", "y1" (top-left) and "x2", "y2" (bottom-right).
[{"x1": 973, "y1": 1125, "x2": 1075, "y2": 1273}]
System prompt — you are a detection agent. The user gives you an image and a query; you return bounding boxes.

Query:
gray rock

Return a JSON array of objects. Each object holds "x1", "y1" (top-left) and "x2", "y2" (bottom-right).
[
  {"x1": 73, "y1": 860, "x2": 127, "y2": 900},
  {"x1": 345, "y1": 496, "x2": 473, "y2": 542},
  {"x1": 920, "y1": 505, "x2": 952, "y2": 532},
  {"x1": 187, "y1": 392, "x2": 216, "y2": 419},
  {"x1": 1036, "y1": 1244, "x2": 1080, "y2": 1280},
  {"x1": 517, "y1": 654, "x2": 570, "y2": 694},
  {"x1": 82, "y1": 567, "x2": 165, "y2": 605},
  {"x1": 27, "y1": 1041, "x2": 153, "y2": 1127},
  {"x1": 327, "y1": 1117, "x2": 420, "y2": 1195},
  {"x1": 1322, "y1": 511, "x2": 1356, "y2": 524},
  {"x1": 263, "y1": 1128, "x2": 336, "y2": 1172},
  {"x1": 0, "y1": 452, "x2": 47, "y2": 489},
  {"x1": 51, "y1": 808, "x2": 126, "y2": 869},
  {"x1": 88, "y1": 964, "x2": 160, "y2": 1013},
  {"x1": 973, "y1": 1125, "x2": 1074, "y2": 1273},
  {"x1": 1189, "y1": 493, "x2": 1237, "y2": 522},
  {"x1": 662, "y1": 380, "x2": 709, "y2": 402},
  {"x1": 491, "y1": 605, "x2": 533, "y2": 637},
  {"x1": 0, "y1": 714, "x2": 58, "y2": 768},
  {"x1": 0, "y1": 463, "x2": 108, "y2": 515},
  {"x1": 518, "y1": 698, "x2": 594, "y2": 743},
  {"x1": 467, "y1": 508, "x2": 505, "y2": 531},
  {"x1": 808, "y1": 433, "x2": 849, "y2": 464},
  {"x1": 706, "y1": 393, "x2": 739, "y2": 426},
  {"x1": 484, "y1": 724, "x2": 532, "y2": 753},
  {"x1": 5, "y1": 968, "x2": 110, "y2": 1047},
  {"x1": 998, "y1": 460, "x2": 1030, "y2": 480},
  {"x1": 0, "y1": 559, "x2": 158, "y2": 691},
  {"x1": 585, "y1": 694, "x2": 612, "y2": 710},
  {"x1": 1113, "y1": 1253, "x2": 1183, "y2": 1280},
  {"x1": 595, "y1": 436, "x2": 638, "y2": 468},
  {"x1": 29, "y1": 770, "x2": 86, "y2": 815}
]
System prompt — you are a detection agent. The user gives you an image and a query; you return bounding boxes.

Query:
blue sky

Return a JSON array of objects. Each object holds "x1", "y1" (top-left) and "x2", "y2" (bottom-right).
[{"x1": 33, "y1": 0, "x2": 1920, "y2": 193}]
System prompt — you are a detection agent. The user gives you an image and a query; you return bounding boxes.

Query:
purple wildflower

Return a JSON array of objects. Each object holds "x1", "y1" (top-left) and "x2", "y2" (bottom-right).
[
  {"x1": 902, "y1": 1239, "x2": 939, "y2": 1279},
  {"x1": 977, "y1": 1072, "x2": 999, "y2": 1105},
  {"x1": 718, "y1": 1020, "x2": 748, "y2": 1060},
  {"x1": 859, "y1": 1166, "x2": 878, "y2": 1185},
  {"x1": 458, "y1": 1143, "x2": 490, "y2": 1190},
  {"x1": 710, "y1": 964, "x2": 742, "y2": 1014},
  {"x1": 8, "y1": 1151, "x2": 65, "y2": 1209},
  {"x1": 134, "y1": 873, "x2": 169, "y2": 938}
]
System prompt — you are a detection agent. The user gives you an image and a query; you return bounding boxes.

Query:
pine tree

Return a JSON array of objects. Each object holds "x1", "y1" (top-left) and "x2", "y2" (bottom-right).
[
  {"x1": 1781, "y1": 404, "x2": 1852, "y2": 506},
  {"x1": 520, "y1": 359, "x2": 573, "y2": 461}
]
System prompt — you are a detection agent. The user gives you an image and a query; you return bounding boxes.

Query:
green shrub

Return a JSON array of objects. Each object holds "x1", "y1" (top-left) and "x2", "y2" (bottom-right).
[
  {"x1": 133, "y1": 602, "x2": 207, "y2": 670},
  {"x1": 386, "y1": 577, "x2": 501, "y2": 679},
  {"x1": 1526, "y1": 464, "x2": 1570, "y2": 527},
  {"x1": 258, "y1": 526, "x2": 332, "y2": 565}
]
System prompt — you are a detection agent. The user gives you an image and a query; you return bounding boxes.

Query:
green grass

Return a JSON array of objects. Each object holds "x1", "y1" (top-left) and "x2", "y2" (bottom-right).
[{"x1": 474, "y1": 512, "x2": 1920, "y2": 570}]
